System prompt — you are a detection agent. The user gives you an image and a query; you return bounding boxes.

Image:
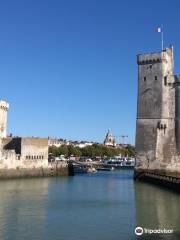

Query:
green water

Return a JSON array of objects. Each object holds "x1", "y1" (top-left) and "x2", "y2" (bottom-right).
[{"x1": 0, "y1": 170, "x2": 179, "y2": 240}]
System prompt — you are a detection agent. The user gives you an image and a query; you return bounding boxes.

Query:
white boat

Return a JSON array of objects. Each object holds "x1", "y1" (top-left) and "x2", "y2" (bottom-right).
[
  {"x1": 104, "y1": 156, "x2": 135, "y2": 168},
  {"x1": 87, "y1": 167, "x2": 97, "y2": 173}
]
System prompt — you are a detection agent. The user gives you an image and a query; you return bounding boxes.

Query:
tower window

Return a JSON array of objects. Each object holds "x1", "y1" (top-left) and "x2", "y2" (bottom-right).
[
  {"x1": 144, "y1": 77, "x2": 146, "y2": 81},
  {"x1": 164, "y1": 76, "x2": 167, "y2": 86},
  {"x1": 155, "y1": 76, "x2": 158, "y2": 80},
  {"x1": 164, "y1": 124, "x2": 167, "y2": 134}
]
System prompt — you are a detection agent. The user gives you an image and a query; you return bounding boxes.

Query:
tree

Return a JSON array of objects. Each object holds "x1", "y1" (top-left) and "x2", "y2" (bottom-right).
[{"x1": 49, "y1": 143, "x2": 135, "y2": 158}]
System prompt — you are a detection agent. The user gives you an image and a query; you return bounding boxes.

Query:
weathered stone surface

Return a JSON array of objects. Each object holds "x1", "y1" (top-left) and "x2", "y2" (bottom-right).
[
  {"x1": 135, "y1": 47, "x2": 180, "y2": 176},
  {"x1": 0, "y1": 164, "x2": 74, "y2": 179},
  {"x1": 1, "y1": 137, "x2": 49, "y2": 169}
]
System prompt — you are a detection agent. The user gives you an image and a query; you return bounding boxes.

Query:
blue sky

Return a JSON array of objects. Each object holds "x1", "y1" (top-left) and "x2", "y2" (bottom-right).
[{"x1": 0, "y1": 0, "x2": 180, "y2": 144}]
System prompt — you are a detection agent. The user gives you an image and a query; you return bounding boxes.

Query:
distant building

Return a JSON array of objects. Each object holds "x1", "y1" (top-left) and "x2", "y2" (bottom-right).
[
  {"x1": 0, "y1": 100, "x2": 48, "y2": 169},
  {"x1": 103, "y1": 130, "x2": 116, "y2": 147},
  {"x1": 48, "y1": 137, "x2": 94, "y2": 148},
  {"x1": 48, "y1": 138, "x2": 70, "y2": 147},
  {"x1": 74, "y1": 141, "x2": 93, "y2": 148}
]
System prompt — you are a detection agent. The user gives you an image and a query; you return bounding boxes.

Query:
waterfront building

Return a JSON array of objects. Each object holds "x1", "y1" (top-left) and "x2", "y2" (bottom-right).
[
  {"x1": 0, "y1": 100, "x2": 48, "y2": 169},
  {"x1": 48, "y1": 138, "x2": 69, "y2": 147},
  {"x1": 74, "y1": 141, "x2": 94, "y2": 148},
  {"x1": 135, "y1": 47, "x2": 180, "y2": 176},
  {"x1": 48, "y1": 137, "x2": 94, "y2": 148}
]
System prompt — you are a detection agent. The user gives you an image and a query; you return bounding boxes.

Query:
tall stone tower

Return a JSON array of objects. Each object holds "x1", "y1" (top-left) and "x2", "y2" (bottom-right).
[
  {"x1": 135, "y1": 47, "x2": 177, "y2": 171},
  {"x1": 0, "y1": 100, "x2": 9, "y2": 138}
]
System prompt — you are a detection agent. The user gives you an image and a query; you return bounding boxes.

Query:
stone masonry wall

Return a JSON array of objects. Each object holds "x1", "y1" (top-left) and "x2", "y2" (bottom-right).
[{"x1": 135, "y1": 47, "x2": 180, "y2": 173}]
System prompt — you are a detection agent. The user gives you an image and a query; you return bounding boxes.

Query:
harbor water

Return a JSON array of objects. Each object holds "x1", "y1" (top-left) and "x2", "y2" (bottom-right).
[{"x1": 0, "y1": 170, "x2": 179, "y2": 240}]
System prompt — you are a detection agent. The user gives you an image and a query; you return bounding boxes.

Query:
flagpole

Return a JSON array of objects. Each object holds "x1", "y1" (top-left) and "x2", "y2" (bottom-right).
[{"x1": 161, "y1": 25, "x2": 164, "y2": 50}]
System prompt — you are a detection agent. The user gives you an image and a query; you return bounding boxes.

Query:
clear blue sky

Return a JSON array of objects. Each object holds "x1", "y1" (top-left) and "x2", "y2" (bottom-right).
[{"x1": 1, "y1": 0, "x2": 180, "y2": 144}]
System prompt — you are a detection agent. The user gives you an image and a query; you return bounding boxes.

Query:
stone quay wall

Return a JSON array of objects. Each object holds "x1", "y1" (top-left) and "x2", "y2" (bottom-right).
[
  {"x1": 134, "y1": 169, "x2": 180, "y2": 191},
  {"x1": 0, "y1": 163, "x2": 74, "y2": 179}
]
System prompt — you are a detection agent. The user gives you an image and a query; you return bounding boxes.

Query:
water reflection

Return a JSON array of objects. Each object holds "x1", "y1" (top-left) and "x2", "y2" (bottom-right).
[
  {"x1": 0, "y1": 172, "x2": 136, "y2": 240},
  {"x1": 0, "y1": 179, "x2": 49, "y2": 240},
  {"x1": 135, "y1": 181, "x2": 180, "y2": 240},
  {"x1": 43, "y1": 171, "x2": 136, "y2": 240},
  {"x1": 0, "y1": 171, "x2": 179, "y2": 240}
]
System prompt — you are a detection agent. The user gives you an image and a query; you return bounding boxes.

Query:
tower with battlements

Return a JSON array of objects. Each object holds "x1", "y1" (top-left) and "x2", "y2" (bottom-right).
[
  {"x1": 135, "y1": 47, "x2": 180, "y2": 174},
  {"x1": 0, "y1": 100, "x2": 9, "y2": 138}
]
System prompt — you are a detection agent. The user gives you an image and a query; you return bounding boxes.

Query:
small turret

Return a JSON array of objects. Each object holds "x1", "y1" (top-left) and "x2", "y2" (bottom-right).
[{"x1": 0, "y1": 100, "x2": 9, "y2": 138}]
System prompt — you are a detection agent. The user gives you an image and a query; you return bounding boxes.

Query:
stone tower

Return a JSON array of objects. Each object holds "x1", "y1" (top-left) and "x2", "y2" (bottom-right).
[
  {"x1": 135, "y1": 47, "x2": 177, "y2": 171},
  {"x1": 0, "y1": 100, "x2": 9, "y2": 138},
  {"x1": 175, "y1": 75, "x2": 180, "y2": 155}
]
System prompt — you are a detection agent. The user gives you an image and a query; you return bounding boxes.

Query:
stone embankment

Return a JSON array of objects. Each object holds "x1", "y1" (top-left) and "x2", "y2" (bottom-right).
[
  {"x1": 0, "y1": 162, "x2": 74, "y2": 179},
  {"x1": 134, "y1": 169, "x2": 180, "y2": 191}
]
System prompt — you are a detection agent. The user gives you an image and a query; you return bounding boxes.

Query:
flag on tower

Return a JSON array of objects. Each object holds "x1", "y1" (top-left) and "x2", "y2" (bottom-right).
[
  {"x1": 155, "y1": 26, "x2": 163, "y2": 50},
  {"x1": 156, "y1": 27, "x2": 162, "y2": 33}
]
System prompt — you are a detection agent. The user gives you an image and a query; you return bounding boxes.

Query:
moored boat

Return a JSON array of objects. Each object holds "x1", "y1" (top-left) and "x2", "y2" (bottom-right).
[
  {"x1": 87, "y1": 167, "x2": 97, "y2": 173},
  {"x1": 97, "y1": 167, "x2": 114, "y2": 171},
  {"x1": 73, "y1": 164, "x2": 88, "y2": 174}
]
